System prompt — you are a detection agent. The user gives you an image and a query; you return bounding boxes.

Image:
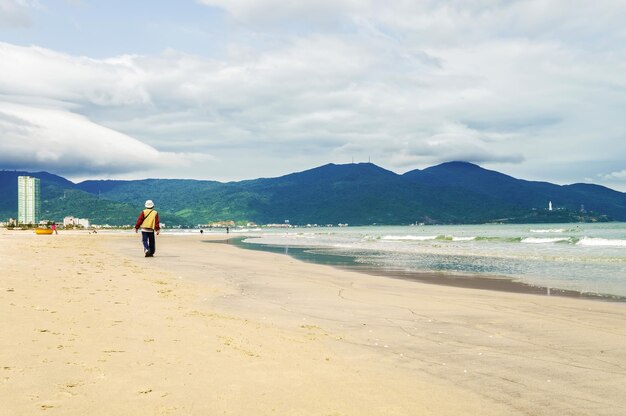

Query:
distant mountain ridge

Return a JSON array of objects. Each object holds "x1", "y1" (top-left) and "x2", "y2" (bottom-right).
[
  {"x1": 1, "y1": 162, "x2": 624, "y2": 226},
  {"x1": 404, "y1": 162, "x2": 626, "y2": 220}
]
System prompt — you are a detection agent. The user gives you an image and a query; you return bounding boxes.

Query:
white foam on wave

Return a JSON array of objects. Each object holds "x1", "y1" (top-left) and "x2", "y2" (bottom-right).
[
  {"x1": 521, "y1": 237, "x2": 570, "y2": 244},
  {"x1": 576, "y1": 237, "x2": 626, "y2": 247},
  {"x1": 530, "y1": 229, "x2": 566, "y2": 233},
  {"x1": 381, "y1": 235, "x2": 476, "y2": 242},
  {"x1": 381, "y1": 235, "x2": 438, "y2": 241}
]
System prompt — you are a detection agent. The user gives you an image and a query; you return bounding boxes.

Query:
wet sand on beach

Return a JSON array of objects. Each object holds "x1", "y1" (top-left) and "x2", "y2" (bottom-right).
[
  {"x1": 1, "y1": 229, "x2": 625, "y2": 415},
  {"x1": 226, "y1": 237, "x2": 626, "y2": 301}
]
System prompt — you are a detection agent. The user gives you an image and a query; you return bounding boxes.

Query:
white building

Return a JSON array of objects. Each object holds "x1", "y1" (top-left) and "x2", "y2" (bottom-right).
[
  {"x1": 18, "y1": 176, "x2": 41, "y2": 225},
  {"x1": 63, "y1": 216, "x2": 90, "y2": 228}
]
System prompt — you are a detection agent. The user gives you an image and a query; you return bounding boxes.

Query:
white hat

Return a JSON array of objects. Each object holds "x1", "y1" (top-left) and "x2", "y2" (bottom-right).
[{"x1": 145, "y1": 200, "x2": 154, "y2": 208}]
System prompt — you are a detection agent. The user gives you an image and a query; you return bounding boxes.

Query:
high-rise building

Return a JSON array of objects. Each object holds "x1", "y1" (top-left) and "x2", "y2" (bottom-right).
[{"x1": 18, "y1": 176, "x2": 41, "y2": 225}]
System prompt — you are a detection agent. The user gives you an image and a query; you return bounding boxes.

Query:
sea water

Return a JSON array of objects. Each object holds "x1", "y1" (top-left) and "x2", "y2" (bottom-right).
[{"x1": 233, "y1": 223, "x2": 626, "y2": 298}]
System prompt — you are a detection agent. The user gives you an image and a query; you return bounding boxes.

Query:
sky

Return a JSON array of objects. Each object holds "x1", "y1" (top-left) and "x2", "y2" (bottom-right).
[{"x1": 1, "y1": 0, "x2": 626, "y2": 190}]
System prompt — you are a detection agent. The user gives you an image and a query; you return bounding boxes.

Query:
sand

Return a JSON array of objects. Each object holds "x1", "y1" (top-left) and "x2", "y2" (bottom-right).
[{"x1": 1, "y1": 229, "x2": 625, "y2": 415}]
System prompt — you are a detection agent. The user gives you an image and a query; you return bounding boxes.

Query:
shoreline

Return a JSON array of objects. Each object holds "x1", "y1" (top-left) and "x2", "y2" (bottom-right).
[
  {"x1": 2, "y1": 230, "x2": 626, "y2": 415},
  {"x1": 216, "y1": 236, "x2": 626, "y2": 302}
]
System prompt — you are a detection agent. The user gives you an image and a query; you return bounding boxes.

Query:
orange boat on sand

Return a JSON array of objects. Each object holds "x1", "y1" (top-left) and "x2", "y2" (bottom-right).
[{"x1": 35, "y1": 228, "x2": 54, "y2": 235}]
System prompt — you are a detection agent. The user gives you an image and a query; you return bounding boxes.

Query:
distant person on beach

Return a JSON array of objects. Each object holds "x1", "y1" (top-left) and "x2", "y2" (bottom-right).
[
  {"x1": 51, "y1": 223, "x2": 58, "y2": 234},
  {"x1": 134, "y1": 200, "x2": 160, "y2": 257}
]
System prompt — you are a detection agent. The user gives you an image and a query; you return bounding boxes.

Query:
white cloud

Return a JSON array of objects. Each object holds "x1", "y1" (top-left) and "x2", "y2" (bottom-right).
[
  {"x1": 0, "y1": 0, "x2": 38, "y2": 27},
  {"x1": 604, "y1": 170, "x2": 626, "y2": 181},
  {"x1": 197, "y1": 0, "x2": 367, "y2": 26},
  {"x1": 0, "y1": 43, "x2": 150, "y2": 106},
  {"x1": 198, "y1": 0, "x2": 626, "y2": 46},
  {"x1": 1, "y1": 1, "x2": 626, "y2": 188},
  {"x1": 0, "y1": 102, "x2": 192, "y2": 176}
]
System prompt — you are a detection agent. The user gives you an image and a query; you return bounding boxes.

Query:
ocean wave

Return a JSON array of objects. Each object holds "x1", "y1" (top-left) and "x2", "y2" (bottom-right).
[
  {"x1": 521, "y1": 237, "x2": 571, "y2": 244},
  {"x1": 381, "y1": 235, "x2": 439, "y2": 241},
  {"x1": 529, "y1": 228, "x2": 566, "y2": 233},
  {"x1": 452, "y1": 236, "x2": 477, "y2": 241},
  {"x1": 576, "y1": 237, "x2": 626, "y2": 247},
  {"x1": 474, "y1": 236, "x2": 509, "y2": 242},
  {"x1": 381, "y1": 234, "x2": 477, "y2": 242}
]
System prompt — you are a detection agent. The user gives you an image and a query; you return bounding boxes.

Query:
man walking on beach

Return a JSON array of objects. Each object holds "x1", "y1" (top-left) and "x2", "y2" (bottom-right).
[{"x1": 134, "y1": 200, "x2": 160, "y2": 257}]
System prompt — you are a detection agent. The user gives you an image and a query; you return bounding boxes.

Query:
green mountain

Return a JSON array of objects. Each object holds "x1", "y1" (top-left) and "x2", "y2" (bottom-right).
[
  {"x1": 403, "y1": 162, "x2": 626, "y2": 221},
  {"x1": 1, "y1": 162, "x2": 623, "y2": 226}
]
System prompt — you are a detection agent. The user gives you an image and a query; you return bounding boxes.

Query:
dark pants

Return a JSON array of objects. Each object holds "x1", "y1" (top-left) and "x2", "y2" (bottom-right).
[{"x1": 141, "y1": 231, "x2": 156, "y2": 255}]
